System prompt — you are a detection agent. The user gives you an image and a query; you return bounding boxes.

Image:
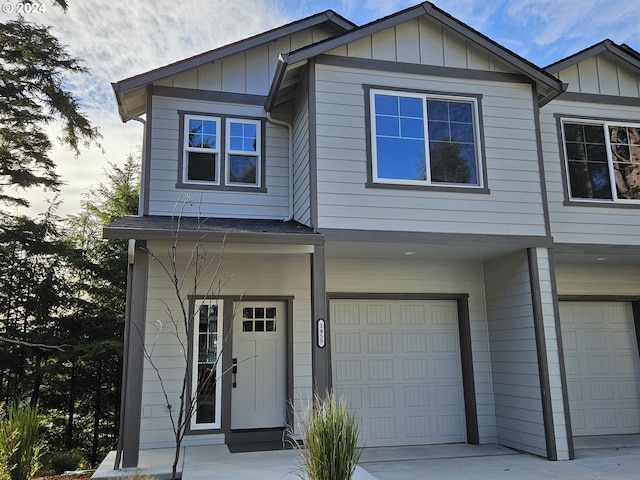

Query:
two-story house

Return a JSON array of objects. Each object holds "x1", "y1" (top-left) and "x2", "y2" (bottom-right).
[{"x1": 104, "y1": 1, "x2": 640, "y2": 471}]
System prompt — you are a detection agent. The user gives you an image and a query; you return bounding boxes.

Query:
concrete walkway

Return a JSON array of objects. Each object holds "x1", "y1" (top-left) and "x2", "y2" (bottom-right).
[{"x1": 94, "y1": 435, "x2": 640, "y2": 480}]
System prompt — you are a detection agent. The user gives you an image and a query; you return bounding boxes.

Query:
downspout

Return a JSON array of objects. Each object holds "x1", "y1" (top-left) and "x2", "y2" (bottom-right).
[
  {"x1": 266, "y1": 112, "x2": 294, "y2": 221},
  {"x1": 114, "y1": 239, "x2": 136, "y2": 470}
]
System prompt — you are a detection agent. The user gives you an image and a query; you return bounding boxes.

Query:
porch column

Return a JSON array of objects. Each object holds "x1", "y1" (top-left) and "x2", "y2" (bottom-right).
[
  {"x1": 116, "y1": 241, "x2": 149, "y2": 468},
  {"x1": 311, "y1": 243, "x2": 330, "y2": 395}
]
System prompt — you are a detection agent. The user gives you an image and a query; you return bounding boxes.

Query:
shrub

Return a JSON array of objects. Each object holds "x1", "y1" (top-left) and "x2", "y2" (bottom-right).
[
  {"x1": 0, "y1": 405, "x2": 43, "y2": 480},
  {"x1": 290, "y1": 393, "x2": 362, "y2": 480},
  {"x1": 0, "y1": 423, "x2": 18, "y2": 480},
  {"x1": 43, "y1": 450, "x2": 87, "y2": 474}
]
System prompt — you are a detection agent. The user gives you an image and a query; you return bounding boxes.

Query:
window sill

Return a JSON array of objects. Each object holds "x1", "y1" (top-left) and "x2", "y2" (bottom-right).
[
  {"x1": 176, "y1": 181, "x2": 267, "y2": 194},
  {"x1": 366, "y1": 181, "x2": 490, "y2": 194},
  {"x1": 563, "y1": 198, "x2": 640, "y2": 208}
]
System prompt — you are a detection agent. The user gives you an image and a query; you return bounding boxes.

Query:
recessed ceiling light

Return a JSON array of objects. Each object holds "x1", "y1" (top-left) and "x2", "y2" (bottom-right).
[
  {"x1": 596, "y1": 257, "x2": 607, "y2": 261},
  {"x1": 404, "y1": 251, "x2": 416, "y2": 255}
]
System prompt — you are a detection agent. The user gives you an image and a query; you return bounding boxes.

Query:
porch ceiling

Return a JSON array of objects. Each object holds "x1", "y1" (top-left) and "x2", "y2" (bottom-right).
[{"x1": 325, "y1": 239, "x2": 529, "y2": 262}]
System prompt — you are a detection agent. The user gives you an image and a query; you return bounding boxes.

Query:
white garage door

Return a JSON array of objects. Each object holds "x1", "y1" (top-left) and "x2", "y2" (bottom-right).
[
  {"x1": 560, "y1": 302, "x2": 640, "y2": 436},
  {"x1": 330, "y1": 299, "x2": 466, "y2": 447}
]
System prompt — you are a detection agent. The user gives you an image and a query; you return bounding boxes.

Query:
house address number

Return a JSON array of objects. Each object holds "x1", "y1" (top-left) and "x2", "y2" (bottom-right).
[{"x1": 317, "y1": 318, "x2": 325, "y2": 348}]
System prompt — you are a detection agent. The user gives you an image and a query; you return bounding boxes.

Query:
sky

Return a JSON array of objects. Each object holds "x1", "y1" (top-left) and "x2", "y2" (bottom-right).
[{"x1": 4, "y1": 0, "x2": 640, "y2": 217}]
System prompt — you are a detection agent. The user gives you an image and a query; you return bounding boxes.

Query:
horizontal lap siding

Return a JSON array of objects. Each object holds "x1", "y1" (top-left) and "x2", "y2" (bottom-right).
[
  {"x1": 326, "y1": 257, "x2": 496, "y2": 444},
  {"x1": 148, "y1": 96, "x2": 289, "y2": 218},
  {"x1": 140, "y1": 244, "x2": 312, "y2": 448},
  {"x1": 484, "y1": 250, "x2": 546, "y2": 457},
  {"x1": 541, "y1": 99, "x2": 640, "y2": 245},
  {"x1": 555, "y1": 263, "x2": 640, "y2": 297},
  {"x1": 314, "y1": 64, "x2": 546, "y2": 235}
]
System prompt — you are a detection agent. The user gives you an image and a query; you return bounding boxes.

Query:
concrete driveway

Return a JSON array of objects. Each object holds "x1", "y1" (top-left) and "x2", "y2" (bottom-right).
[
  {"x1": 94, "y1": 435, "x2": 640, "y2": 479},
  {"x1": 360, "y1": 436, "x2": 640, "y2": 480}
]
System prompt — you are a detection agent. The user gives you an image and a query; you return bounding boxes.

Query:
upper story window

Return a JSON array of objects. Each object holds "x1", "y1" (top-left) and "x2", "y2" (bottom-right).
[
  {"x1": 370, "y1": 88, "x2": 483, "y2": 188},
  {"x1": 562, "y1": 119, "x2": 640, "y2": 202},
  {"x1": 181, "y1": 113, "x2": 263, "y2": 189}
]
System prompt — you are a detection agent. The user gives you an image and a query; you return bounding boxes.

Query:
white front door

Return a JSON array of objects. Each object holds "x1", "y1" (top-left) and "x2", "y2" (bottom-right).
[{"x1": 231, "y1": 300, "x2": 286, "y2": 429}]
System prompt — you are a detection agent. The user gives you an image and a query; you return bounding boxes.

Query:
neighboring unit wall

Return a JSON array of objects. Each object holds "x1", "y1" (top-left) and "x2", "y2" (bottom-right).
[
  {"x1": 484, "y1": 250, "x2": 547, "y2": 457},
  {"x1": 555, "y1": 263, "x2": 640, "y2": 296},
  {"x1": 314, "y1": 61, "x2": 547, "y2": 235},
  {"x1": 540, "y1": 98, "x2": 640, "y2": 245},
  {"x1": 553, "y1": 55, "x2": 640, "y2": 96},
  {"x1": 140, "y1": 243, "x2": 312, "y2": 449},
  {"x1": 325, "y1": 256, "x2": 497, "y2": 444},
  {"x1": 147, "y1": 95, "x2": 290, "y2": 218},
  {"x1": 292, "y1": 69, "x2": 312, "y2": 226}
]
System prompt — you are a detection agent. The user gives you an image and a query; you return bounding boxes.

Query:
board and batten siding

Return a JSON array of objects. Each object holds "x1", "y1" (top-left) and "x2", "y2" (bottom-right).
[
  {"x1": 325, "y1": 257, "x2": 497, "y2": 444},
  {"x1": 292, "y1": 72, "x2": 312, "y2": 226},
  {"x1": 484, "y1": 250, "x2": 547, "y2": 457},
  {"x1": 147, "y1": 95, "x2": 290, "y2": 218},
  {"x1": 325, "y1": 16, "x2": 512, "y2": 73},
  {"x1": 313, "y1": 63, "x2": 547, "y2": 235},
  {"x1": 553, "y1": 56, "x2": 640, "y2": 96},
  {"x1": 152, "y1": 25, "x2": 341, "y2": 96},
  {"x1": 139, "y1": 243, "x2": 312, "y2": 449},
  {"x1": 540, "y1": 98, "x2": 640, "y2": 245}
]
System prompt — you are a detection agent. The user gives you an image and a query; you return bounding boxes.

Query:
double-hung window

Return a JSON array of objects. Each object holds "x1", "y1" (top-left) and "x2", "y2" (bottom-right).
[
  {"x1": 185, "y1": 115, "x2": 220, "y2": 184},
  {"x1": 562, "y1": 119, "x2": 640, "y2": 202},
  {"x1": 226, "y1": 119, "x2": 260, "y2": 186},
  {"x1": 370, "y1": 88, "x2": 483, "y2": 188},
  {"x1": 182, "y1": 114, "x2": 262, "y2": 188}
]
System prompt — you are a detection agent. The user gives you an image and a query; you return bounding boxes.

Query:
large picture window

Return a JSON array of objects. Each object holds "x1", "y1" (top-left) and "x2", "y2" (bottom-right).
[
  {"x1": 182, "y1": 114, "x2": 262, "y2": 188},
  {"x1": 562, "y1": 119, "x2": 640, "y2": 202},
  {"x1": 370, "y1": 89, "x2": 483, "y2": 188},
  {"x1": 191, "y1": 299, "x2": 223, "y2": 430}
]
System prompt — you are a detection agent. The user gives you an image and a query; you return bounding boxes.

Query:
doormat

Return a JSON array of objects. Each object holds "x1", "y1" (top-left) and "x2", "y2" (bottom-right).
[{"x1": 227, "y1": 441, "x2": 294, "y2": 453}]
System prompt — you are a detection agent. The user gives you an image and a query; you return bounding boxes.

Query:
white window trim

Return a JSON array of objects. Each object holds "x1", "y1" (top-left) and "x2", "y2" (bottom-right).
[
  {"x1": 190, "y1": 299, "x2": 223, "y2": 431},
  {"x1": 225, "y1": 118, "x2": 262, "y2": 187},
  {"x1": 561, "y1": 118, "x2": 640, "y2": 204},
  {"x1": 183, "y1": 114, "x2": 221, "y2": 186},
  {"x1": 370, "y1": 88, "x2": 484, "y2": 188}
]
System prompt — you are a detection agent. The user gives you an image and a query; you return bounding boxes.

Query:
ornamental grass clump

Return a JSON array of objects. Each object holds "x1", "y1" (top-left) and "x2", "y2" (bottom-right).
[
  {"x1": 0, "y1": 405, "x2": 43, "y2": 480},
  {"x1": 292, "y1": 393, "x2": 362, "y2": 480}
]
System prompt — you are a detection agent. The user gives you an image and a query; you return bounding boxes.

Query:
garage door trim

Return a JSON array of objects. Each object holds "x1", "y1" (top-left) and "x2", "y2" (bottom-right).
[{"x1": 327, "y1": 292, "x2": 479, "y2": 445}]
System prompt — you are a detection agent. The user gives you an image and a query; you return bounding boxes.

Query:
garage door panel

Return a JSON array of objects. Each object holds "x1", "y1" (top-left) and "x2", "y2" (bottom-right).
[
  {"x1": 331, "y1": 299, "x2": 465, "y2": 447},
  {"x1": 561, "y1": 301, "x2": 640, "y2": 436}
]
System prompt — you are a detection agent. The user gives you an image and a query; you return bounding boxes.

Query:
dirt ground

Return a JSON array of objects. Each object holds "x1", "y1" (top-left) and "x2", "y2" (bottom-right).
[{"x1": 36, "y1": 473, "x2": 93, "y2": 480}]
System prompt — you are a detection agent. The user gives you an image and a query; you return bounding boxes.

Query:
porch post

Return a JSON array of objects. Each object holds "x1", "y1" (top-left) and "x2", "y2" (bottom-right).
[
  {"x1": 311, "y1": 243, "x2": 330, "y2": 396},
  {"x1": 117, "y1": 241, "x2": 149, "y2": 468}
]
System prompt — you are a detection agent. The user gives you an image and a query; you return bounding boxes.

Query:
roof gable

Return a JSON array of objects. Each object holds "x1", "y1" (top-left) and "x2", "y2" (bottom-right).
[
  {"x1": 267, "y1": 2, "x2": 564, "y2": 109},
  {"x1": 546, "y1": 40, "x2": 640, "y2": 97},
  {"x1": 113, "y1": 10, "x2": 355, "y2": 119}
]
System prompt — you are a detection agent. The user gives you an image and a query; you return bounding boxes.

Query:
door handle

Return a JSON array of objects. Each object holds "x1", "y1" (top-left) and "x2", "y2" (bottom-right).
[{"x1": 232, "y1": 358, "x2": 237, "y2": 388}]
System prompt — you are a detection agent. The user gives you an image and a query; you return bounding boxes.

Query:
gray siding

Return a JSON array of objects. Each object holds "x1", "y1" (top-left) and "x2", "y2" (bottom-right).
[
  {"x1": 555, "y1": 263, "x2": 640, "y2": 297},
  {"x1": 140, "y1": 242, "x2": 313, "y2": 449},
  {"x1": 292, "y1": 71, "x2": 312, "y2": 226},
  {"x1": 148, "y1": 95, "x2": 290, "y2": 218},
  {"x1": 484, "y1": 250, "x2": 546, "y2": 457},
  {"x1": 153, "y1": 25, "x2": 341, "y2": 95},
  {"x1": 540, "y1": 98, "x2": 640, "y2": 245},
  {"x1": 554, "y1": 56, "x2": 640, "y2": 96},
  {"x1": 314, "y1": 62, "x2": 547, "y2": 235},
  {"x1": 326, "y1": 16, "x2": 512, "y2": 73},
  {"x1": 326, "y1": 256, "x2": 496, "y2": 444}
]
